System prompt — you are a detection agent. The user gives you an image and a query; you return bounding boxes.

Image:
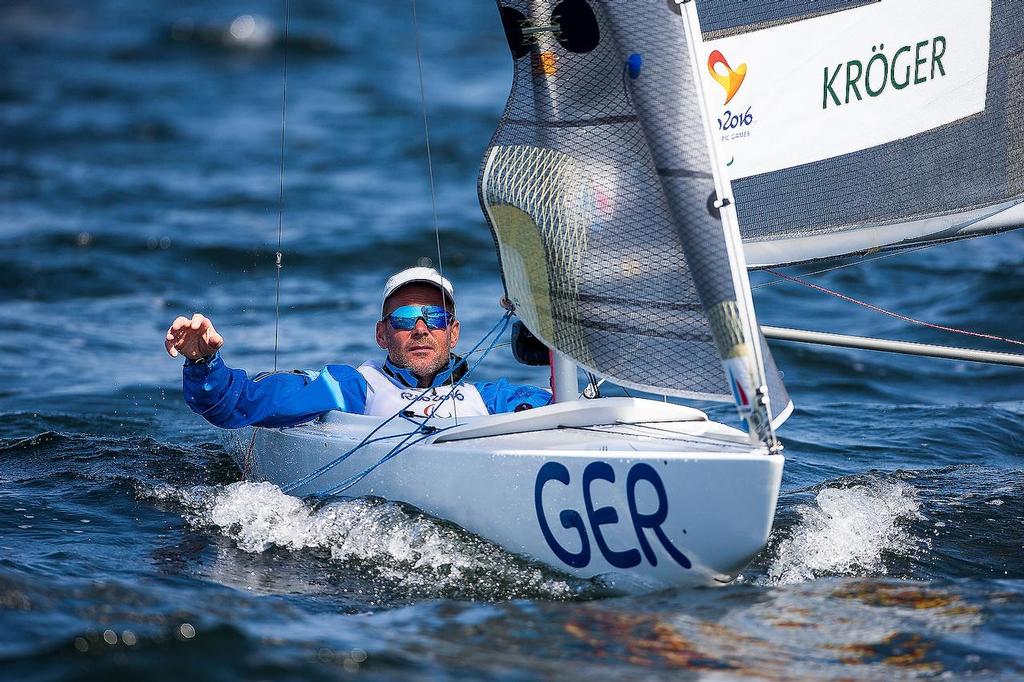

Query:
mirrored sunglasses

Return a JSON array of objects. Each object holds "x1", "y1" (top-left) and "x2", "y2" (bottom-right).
[{"x1": 385, "y1": 305, "x2": 454, "y2": 331}]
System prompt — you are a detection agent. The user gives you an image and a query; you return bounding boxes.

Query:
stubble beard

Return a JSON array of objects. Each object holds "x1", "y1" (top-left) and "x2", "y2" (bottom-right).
[{"x1": 395, "y1": 339, "x2": 450, "y2": 384}]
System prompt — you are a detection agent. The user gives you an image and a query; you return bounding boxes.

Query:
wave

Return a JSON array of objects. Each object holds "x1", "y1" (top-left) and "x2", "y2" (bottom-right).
[
  {"x1": 154, "y1": 16, "x2": 344, "y2": 57},
  {"x1": 0, "y1": 230, "x2": 496, "y2": 304},
  {"x1": 0, "y1": 429, "x2": 597, "y2": 601},
  {"x1": 759, "y1": 477, "x2": 926, "y2": 585},
  {"x1": 143, "y1": 480, "x2": 599, "y2": 602}
]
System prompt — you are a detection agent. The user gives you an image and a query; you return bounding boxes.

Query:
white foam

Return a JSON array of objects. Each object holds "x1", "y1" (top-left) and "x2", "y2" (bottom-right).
[
  {"x1": 763, "y1": 480, "x2": 924, "y2": 585},
  {"x1": 144, "y1": 481, "x2": 582, "y2": 598}
]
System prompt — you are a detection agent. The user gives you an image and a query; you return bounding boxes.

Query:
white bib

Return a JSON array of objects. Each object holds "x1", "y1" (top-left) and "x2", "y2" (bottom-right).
[{"x1": 357, "y1": 363, "x2": 489, "y2": 418}]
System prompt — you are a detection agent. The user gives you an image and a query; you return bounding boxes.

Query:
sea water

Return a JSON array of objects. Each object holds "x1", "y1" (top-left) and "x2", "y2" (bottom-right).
[{"x1": 2, "y1": 0, "x2": 1023, "y2": 678}]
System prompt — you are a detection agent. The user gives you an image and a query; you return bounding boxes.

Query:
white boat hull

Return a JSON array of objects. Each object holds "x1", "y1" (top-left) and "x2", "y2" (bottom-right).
[{"x1": 226, "y1": 398, "x2": 784, "y2": 589}]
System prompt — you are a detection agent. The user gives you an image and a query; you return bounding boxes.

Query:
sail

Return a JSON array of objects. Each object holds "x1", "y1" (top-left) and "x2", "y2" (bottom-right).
[
  {"x1": 690, "y1": 0, "x2": 1024, "y2": 267},
  {"x1": 479, "y1": 0, "x2": 792, "y2": 432}
]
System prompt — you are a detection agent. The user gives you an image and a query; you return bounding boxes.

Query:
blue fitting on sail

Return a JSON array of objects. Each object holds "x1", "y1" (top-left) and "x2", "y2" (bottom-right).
[{"x1": 627, "y1": 53, "x2": 643, "y2": 79}]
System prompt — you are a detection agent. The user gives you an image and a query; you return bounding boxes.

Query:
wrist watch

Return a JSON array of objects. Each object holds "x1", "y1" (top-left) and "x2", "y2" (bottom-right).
[{"x1": 186, "y1": 353, "x2": 215, "y2": 365}]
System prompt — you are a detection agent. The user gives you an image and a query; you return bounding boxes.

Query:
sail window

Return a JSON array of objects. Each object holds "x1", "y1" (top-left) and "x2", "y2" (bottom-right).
[
  {"x1": 499, "y1": 6, "x2": 530, "y2": 59},
  {"x1": 552, "y1": 0, "x2": 600, "y2": 54}
]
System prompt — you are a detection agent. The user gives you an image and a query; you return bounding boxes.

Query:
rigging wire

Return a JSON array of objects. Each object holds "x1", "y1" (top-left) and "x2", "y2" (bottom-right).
[
  {"x1": 254, "y1": 3, "x2": 509, "y2": 488},
  {"x1": 272, "y1": 0, "x2": 291, "y2": 372},
  {"x1": 410, "y1": 0, "x2": 456, "y2": 422},
  {"x1": 320, "y1": 314, "x2": 512, "y2": 497},
  {"x1": 556, "y1": 424, "x2": 752, "y2": 450},
  {"x1": 281, "y1": 311, "x2": 514, "y2": 494},
  {"x1": 245, "y1": 0, "x2": 292, "y2": 474},
  {"x1": 764, "y1": 268, "x2": 1024, "y2": 348},
  {"x1": 750, "y1": 242, "x2": 943, "y2": 290},
  {"x1": 750, "y1": 223, "x2": 1024, "y2": 291},
  {"x1": 410, "y1": 0, "x2": 443, "y2": 282}
]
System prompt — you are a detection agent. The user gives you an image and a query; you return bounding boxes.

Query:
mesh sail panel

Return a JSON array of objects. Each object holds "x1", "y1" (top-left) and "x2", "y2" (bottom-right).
[
  {"x1": 694, "y1": 0, "x2": 876, "y2": 38},
  {"x1": 696, "y1": 0, "x2": 1024, "y2": 266},
  {"x1": 480, "y1": 0, "x2": 792, "y2": 424},
  {"x1": 484, "y1": 145, "x2": 594, "y2": 367}
]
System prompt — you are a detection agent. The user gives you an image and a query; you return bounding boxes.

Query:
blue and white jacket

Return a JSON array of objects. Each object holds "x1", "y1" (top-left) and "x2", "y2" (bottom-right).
[{"x1": 182, "y1": 352, "x2": 551, "y2": 429}]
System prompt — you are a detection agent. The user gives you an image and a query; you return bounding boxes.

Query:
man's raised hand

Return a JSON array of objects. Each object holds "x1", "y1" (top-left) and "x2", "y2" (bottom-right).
[{"x1": 165, "y1": 313, "x2": 224, "y2": 361}]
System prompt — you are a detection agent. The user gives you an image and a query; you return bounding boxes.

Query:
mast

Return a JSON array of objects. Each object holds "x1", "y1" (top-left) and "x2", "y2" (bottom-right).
[
  {"x1": 551, "y1": 351, "x2": 580, "y2": 402},
  {"x1": 529, "y1": 0, "x2": 579, "y2": 402},
  {"x1": 676, "y1": 0, "x2": 778, "y2": 449}
]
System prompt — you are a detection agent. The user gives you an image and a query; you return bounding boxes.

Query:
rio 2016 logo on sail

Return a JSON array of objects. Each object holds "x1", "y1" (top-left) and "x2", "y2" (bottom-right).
[
  {"x1": 534, "y1": 461, "x2": 691, "y2": 570},
  {"x1": 707, "y1": 50, "x2": 754, "y2": 141}
]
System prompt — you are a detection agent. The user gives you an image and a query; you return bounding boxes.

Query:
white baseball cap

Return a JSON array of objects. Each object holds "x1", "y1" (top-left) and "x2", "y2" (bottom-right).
[{"x1": 381, "y1": 267, "x2": 455, "y2": 316}]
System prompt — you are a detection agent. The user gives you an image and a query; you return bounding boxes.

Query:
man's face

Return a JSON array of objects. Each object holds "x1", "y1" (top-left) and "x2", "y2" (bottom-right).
[{"x1": 375, "y1": 283, "x2": 460, "y2": 385}]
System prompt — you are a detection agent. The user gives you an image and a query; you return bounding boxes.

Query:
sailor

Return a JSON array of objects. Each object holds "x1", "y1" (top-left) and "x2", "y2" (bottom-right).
[{"x1": 165, "y1": 267, "x2": 551, "y2": 428}]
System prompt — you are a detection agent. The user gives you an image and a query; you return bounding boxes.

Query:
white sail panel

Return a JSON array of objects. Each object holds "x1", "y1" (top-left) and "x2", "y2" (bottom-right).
[
  {"x1": 701, "y1": 0, "x2": 992, "y2": 180},
  {"x1": 744, "y1": 198, "x2": 1024, "y2": 268},
  {"x1": 690, "y1": 0, "x2": 1024, "y2": 266}
]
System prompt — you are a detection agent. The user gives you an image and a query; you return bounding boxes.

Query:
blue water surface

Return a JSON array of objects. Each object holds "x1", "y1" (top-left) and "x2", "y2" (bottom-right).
[{"x1": 2, "y1": 1, "x2": 1023, "y2": 679}]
